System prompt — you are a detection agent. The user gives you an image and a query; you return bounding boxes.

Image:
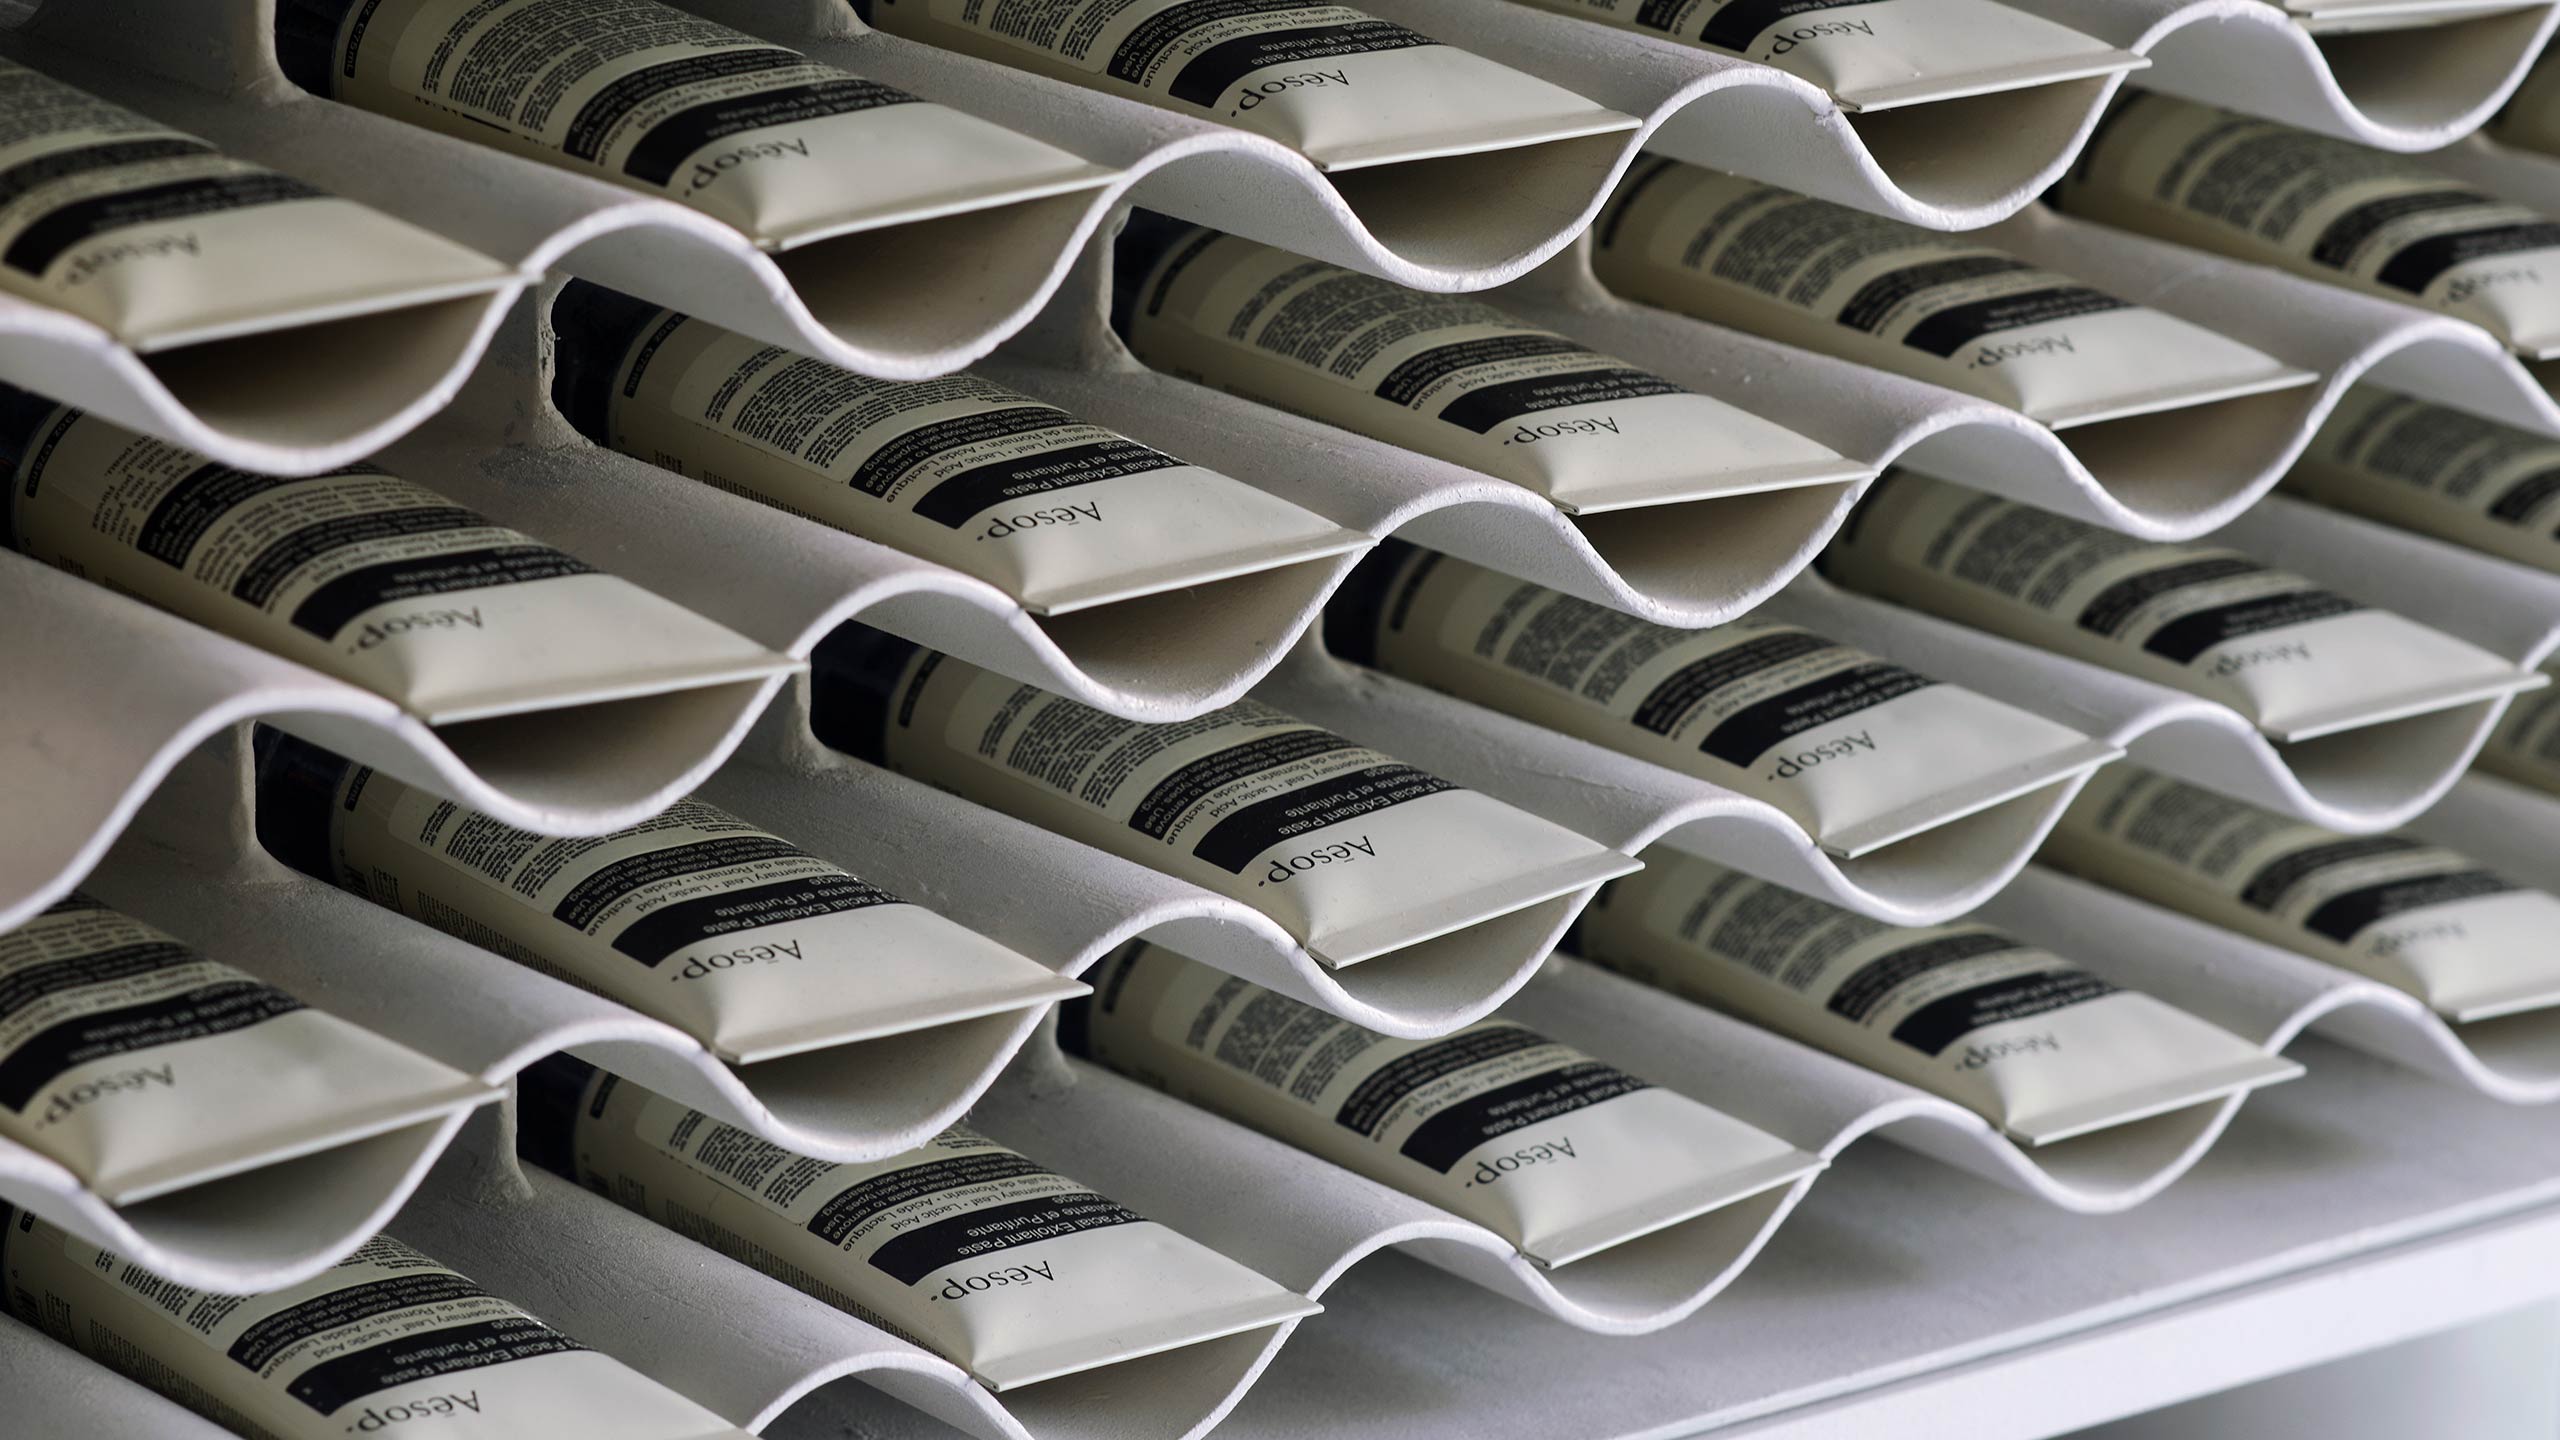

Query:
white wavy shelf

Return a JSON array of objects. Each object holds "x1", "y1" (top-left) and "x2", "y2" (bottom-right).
[
  {"x1": 1982, "y1": 869, "x2": 2560, "y2": 1107},
  {"x1": 2031, "y1": 0, "x2": 2560, "y2": 147},
  {"x1": 1801, "y1": 491, "x2": 2560, "y2": 834},
  {"x1": 386, "y1": 1066, "x2": 1815, "y2": 1440},
  {"x1": 0, "y1": 549, "x2": 794, "y2": 938},
  {"x1": 1497, "y1": 205, "x2": 2560, "y2": 551},
  {"x1": 2, "y1": 0, "x2": 2548, "y2": 472},
  {"x1": 0, "y1": 730, "x2": 1075, "y2": 1293},
  {"x1": 1260, "y1": 641, "x2": 2091, "y2": 928},
  {"x1": 318, "y1": 895, "x2": 2560, "y2": 1440},
  {"x1": 0, "y1": 269, "x2": 1877, "y2": 932}
]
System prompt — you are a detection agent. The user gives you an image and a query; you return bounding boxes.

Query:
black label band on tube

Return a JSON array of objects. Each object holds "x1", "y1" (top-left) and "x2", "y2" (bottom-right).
[
  {"x1": 1696, "y1": 0, "x2": 1886, "y2": 52},
  {"x1": 1187, "y1": 762, "x2": 1454, "y2": 873},
  {"x1": 1372, "y1": 335, "x2": 1589, "y2": 409},
  {"x1": 1696, "y1": 661, "x2": 1932, "y2": 767},
  {"x1": 231, "y1": 505, "x2": 489, "y2": 610},
  {"x1": 1126, "y1": 730, "x2": 1360, "y2": 842},
  {"x1": 1895, "y1": 287, "x2": 2130, "y2": 359},
  {"x1": 5, "y1": 172, "x2": 326, "y2": 275},
  {"x1": 281, "y1": 1316, "x2": 584, "y2": 1416},
  {"x1": 1629, "y1": 630, "x2": 1834, "y2": 738},
  {"x1": 1826, "y1": 932, "x2": 2031, "y2": 1024},
  {"x1": 1887, "y1": 969, "x2": 2116, "y2": 1056},
  {"x1": 1396, "y1": 1062, "x2": 1648, "y2": 1173},
  {"x1": 2374, "y1": 220, "x2": 2560, "y2": 296},
  {"x1": 1430, "y1": 368, "x2": 1683, "y2": 434},
  {"x1": 0, "y1": 138, "x2": 215, "y2": 213},
  {"x1": 1834, "y1": 255, "x2": 2031, "y2": 334},
  {"x1": 865, "y1": 1191, "x2": 1144, "y2": 1285},
  {"x1": 0, "y1": 972, "x2": 302, "y2": 1110},
  {"x1": 2137, "y1": 591, "x2": 2360, "y2": 665},
  {"x1": 284, "y1": 545, "x2": 596, "y2": 640},
  {"x1": 1108, "y1": 0, "x2": 1334, "y2": 81},
  {"x1": 2309, "y1": 190, "x2": 2488, "y2": 270},
  {"x1": 2075, "y1": 555, "x2": 2267, "y2": 639},
  {"x1": 2238, "y1": 836, "x2": 2427, "y2": 913},
  {"x1": 911, "y1": 438, "x2": 1177, "y2": 528},
  {"x1": 1163, "y1": 19, "x2": 1435, "y2": 107},
  {"x1": 2300, "y1": 868, "x2": 2517, "y2": 943},
  {"x1": 606, "y1": 871, "x2": 897, "y2": 965}
]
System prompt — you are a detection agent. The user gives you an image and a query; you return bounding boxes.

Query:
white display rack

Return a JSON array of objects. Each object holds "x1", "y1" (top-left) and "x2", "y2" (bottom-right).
[{"x1": 1008, "y1": 1036, "x2": 2560, "y2": 1440}]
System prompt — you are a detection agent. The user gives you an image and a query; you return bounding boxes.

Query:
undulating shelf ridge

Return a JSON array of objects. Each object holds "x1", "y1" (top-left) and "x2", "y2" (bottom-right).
[
  {"x1": 316, "y1": 913, "x2": 2560, "y2": 1440},
  {"x1": 1500, "y1": 208, "x2": 2560, "y2": 547},
  {"x1": 0, "y1": 731, "x2": 1082, "y2": 1292},
  {"x1": 1262, "y1": 638, "x2": 2099, "y2": 928},
  {"x1": 1785, "y1": 495, "x2": 2560, "y2": 834},
  {"x1": 0, "y1": 0, "x2": 2542, "y2": 475},
  {"x1": 15, "y1": 649, "x2": 2557, "y2": 1300},
  {"x1": 13, "y1": 328, "x2": 2559, "y2": 954},
  {"x1": 0, "y1": 276, "x2": 1867, "y2": 932}
]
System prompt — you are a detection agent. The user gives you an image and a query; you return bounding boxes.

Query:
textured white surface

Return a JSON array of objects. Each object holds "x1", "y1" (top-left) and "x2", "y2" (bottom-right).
[
  {"x1": 1771, "y1": 493, "x2": 2560, "y2": 837},
  {"x1": 22, "y1": 1032, "x2": 2560, "y2": 1438},
  {"x1": 0, "y1": 0, "x2": 2544, "y2": 476},
  {"x1": 335, "y1": 1026, "x2": 2560, "y2": 1440}
]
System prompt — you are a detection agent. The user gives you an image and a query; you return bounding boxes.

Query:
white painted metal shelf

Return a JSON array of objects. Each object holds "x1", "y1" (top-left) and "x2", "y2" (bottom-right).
[{"x1": 768, "y1": 1035, "x2": 2560, "y2": 1440}]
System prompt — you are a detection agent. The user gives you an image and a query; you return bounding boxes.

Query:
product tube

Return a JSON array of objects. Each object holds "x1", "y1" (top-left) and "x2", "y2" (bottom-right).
[
  {"x1": 1817, "y1": 471, "x2": 2543, "y2": 742},
  {"x1": 2044, "y1": 766, "x2": 2560, "y2": 1022},
  {"x1": 1591, "y1": 158, "x2": 2316, "y2": 428},
  {"x1": 1112, "y1": 213, "x2": 1867, "y2": 513},
  {"x1": 0, "y1": 57, "x2": 514, "y2": 351},
  {"x1": 0, "y1": 1212, "x2": 753, "y2": 1440},
  {"x1": 549, "y1": 280, "x2": 1366, "y2": 615},
  {"x1": 1059, "y1": 940, "x2": 1822, "y2": 1266},
  {"x1": 2285, "y1": 388, "x2": 2560, "y2": 575},
  {"x1": 516, "y1": 1058, "x2": 1318, "y2": 1390},
  {"x1": 253, "y1": 731, "x2": 1084, "y2": 1065},
  {"x1": 809, "y1": 624, "x2": 1638, "y2": 968},
  {"x1": 847, "y1": 0, "x2": 1636, "y2": 169},
  {"x1": 0, "y1": 392, "x2": 794, "y2": 726},
  {"x1": 1324, "y1": 541, "x2": 2118, "y2": 857},
  {"x1": 0, "y1": 893, "x2": 496, "y2": 1205},
  {"x1": 1569, "y1": 851, "x2": 2301, "y2": 1145},
  {"x1": 1500, "y1": 0, "x2": 2143, "y2": 112},
  {"x1": 2055, "y1": 93, "x2": 2560, "y2": 359},
  {"x1": 277, "y1": 0, "x2": 1114, "y2": 250}
]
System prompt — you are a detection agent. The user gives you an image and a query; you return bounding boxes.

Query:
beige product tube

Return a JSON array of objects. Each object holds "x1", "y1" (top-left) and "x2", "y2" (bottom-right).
[
  {"x1": 1062, "y1": 940, "x2": 1822, "y2": 1266},
  {"x1": 281, "y1": 0, "x2": 1114, "y2": 250},
  {"x1": 1569, "y1": 852, "x2": 2301, "y2": 1145},
  {"x1": 0, "y1": 396, "x2": 794, "y2": 726},
  {"x1": 0, "y1": 59, "x2": 514, "y2": 352},
  {"x1": 1818, "y1": 471, "x2": 2544, "y2": 742},
  {"x1": 1502, "y1": 0, "x2": 2142, "y2": 112},
  {"x1": 2479, "y1": 680, "x2": 2560, "y2": 793},
  {"x1": 2056, "y1": 93, "x2": 2560, "y2": 360},
  {"x1": 253, "y1": 732, "x2": 1082, "y2": 1066},
  {"x1": 1112, "y1": 215, "x2": 1868, "y2": 513},
  {"x1": 809, "y1": 625, "x2": 1639, "y2": 969},
  {"x1": 0, "y1": 1217, "x2": 752, "y2": 1440},
  {"x1": 1324, "y1": 541, "x2": 2118, "y2": 858},
  {"x1": 1591, "y1": 158, "x2": 2316, "y2": 427},
  {"x1": 0, "y1": 894, "x2": 496, "y2": 1205},
  {"x1": 849, "y1": 0, "x2": 1635, "y2": 169},
  {"x1": 518, "y1": 1059, "x2": 1317, "y2": 1390},
  {"x1": 2045, "y1": 766, "x2": 2560, "y2": 1021},
  {"x1": 2285, "y1": 387, "x2": 2560, "y2": 574},
  {"x1": 549, "y1": 281, "x2": 1367, "y2": 616}
]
